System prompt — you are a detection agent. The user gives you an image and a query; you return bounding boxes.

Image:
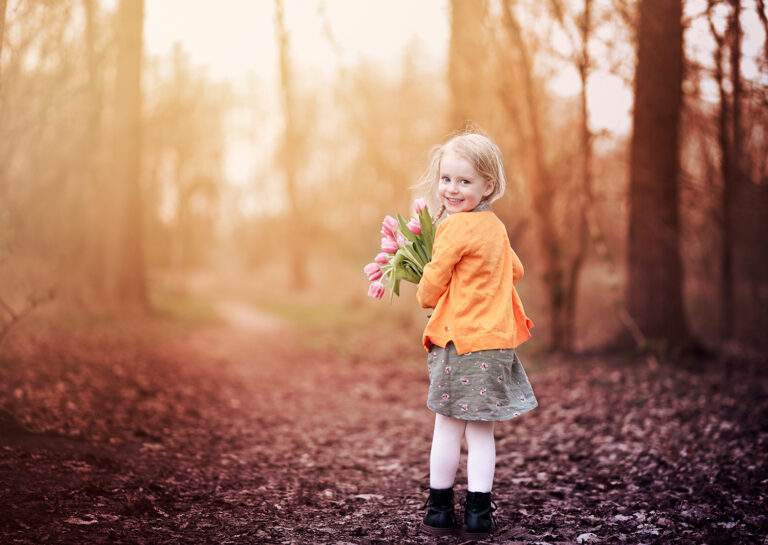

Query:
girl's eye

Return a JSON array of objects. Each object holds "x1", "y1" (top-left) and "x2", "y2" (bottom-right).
[
  {"x1": 441, "y1": 176, "x2": 450, "y2": 183},
  {"x1": 461, "y1": 179, "x2": 471, "y2": 185}
]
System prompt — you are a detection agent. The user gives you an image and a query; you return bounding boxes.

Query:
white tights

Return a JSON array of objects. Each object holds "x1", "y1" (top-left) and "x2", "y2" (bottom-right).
[{"x1": 429, "y1": 413, "x2": 496, "y2": 493}]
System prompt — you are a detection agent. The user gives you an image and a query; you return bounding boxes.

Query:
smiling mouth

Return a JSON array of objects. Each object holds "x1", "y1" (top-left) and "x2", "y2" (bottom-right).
[{"x1": 445, "y1": 197, "x2": 462, "y2": 205}]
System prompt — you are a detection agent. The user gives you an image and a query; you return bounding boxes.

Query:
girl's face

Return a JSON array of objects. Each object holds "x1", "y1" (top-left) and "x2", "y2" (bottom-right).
[{"x1": 438, "y1": 149, "x2": 494, "y2": 214}]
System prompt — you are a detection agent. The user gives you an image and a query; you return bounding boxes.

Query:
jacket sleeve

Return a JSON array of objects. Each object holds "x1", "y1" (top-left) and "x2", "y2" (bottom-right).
[
  {"x1": 417, "y1": 216, "x2": 466, "y2": 308},
  {"x1": 510, "y1": 247, "x2": 524, "y2": 285}
]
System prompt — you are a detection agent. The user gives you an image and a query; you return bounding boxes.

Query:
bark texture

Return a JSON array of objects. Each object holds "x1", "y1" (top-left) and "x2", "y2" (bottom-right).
[{"x1": 627, "y1": 0, "x2": 688, "y2": 343}]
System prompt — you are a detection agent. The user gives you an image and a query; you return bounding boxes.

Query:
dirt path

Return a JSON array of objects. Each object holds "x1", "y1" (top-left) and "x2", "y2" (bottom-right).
[
  {"x1": 0, "y1": 306, "x2": 766, "y2": 544},
  {"x1": 150, "y1": 300, "x2": 437, "y2": 543}
]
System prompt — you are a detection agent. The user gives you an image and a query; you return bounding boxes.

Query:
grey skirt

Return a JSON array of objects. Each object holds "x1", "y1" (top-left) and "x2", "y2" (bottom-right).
[{"x1": 427, "y1": 342, "x2": 538, "y2": 421}]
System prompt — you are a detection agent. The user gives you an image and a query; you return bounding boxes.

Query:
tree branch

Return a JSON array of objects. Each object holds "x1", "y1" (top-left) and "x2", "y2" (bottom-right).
[
  {"x1": 0, "y1": 289, "x2": 56, "y2": 346},
  {"x1": 756, "y1": 0, "x2": 768, "y2": 65}
]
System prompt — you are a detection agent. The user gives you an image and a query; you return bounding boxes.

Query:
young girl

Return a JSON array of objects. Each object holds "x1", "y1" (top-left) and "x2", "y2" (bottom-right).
[{"x1": 415, "y1": 132, "x2": 537, "y2": 537}]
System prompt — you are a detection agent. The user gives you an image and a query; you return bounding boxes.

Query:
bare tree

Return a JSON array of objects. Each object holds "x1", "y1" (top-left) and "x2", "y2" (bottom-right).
[
  {"x1": 627, "y1": 0, "x2": 689, "y2": 345},
  {"x1": 725, "y1": 0, "x2": 741, "y2": 342},
  {"x1": 706, "y1": 0, "x2": 747, "y2": 342},
  {"x1": 0, "y1": 0, "x2": 7, "y2": 66},
  {"x1": 274, "y1": 0, "x2": 307, "y2": 290},
  {"x1": 707, "y1": 1, "x2": 733, "y2": 342},
  {"x1": 80, "y1": 0, "x2": 109, "y2": 300},
  {"x1": 448, "y1": 0, "x2": 490, "y2": 129},
  {"x1": 501, "y1": 0, "x2": 587, "y2": 351},
  {"x1": 106, "y1": 0, "x2": 147, "y2": 308},
  {"x1": 142, "y1": 45, "x2": 227, "y2": 271},
  {"x1": 570, "y1": 0, "x2": 594, "y2": 352},
  {"x1": 544, "y1": 0, "x2": 597, "y2": 352},
  {"x1": 0, "y1": 289, "x2": 55, "y2": 347},
  {"x1": 704, "y1": 0, "x2": 768, "y2": 348},
  {"x1": 757, "y1": 0, "x2": 768, "y2": 62},
  {"x1": 0, "y1": 0, "x2": 6, "y2": 203}
]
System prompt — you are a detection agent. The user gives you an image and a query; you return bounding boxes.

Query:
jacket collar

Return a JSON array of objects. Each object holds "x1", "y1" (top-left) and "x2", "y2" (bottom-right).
[
  {"x1": 437, "y1": 199, "x2": 492, "y2": 227},
  {"x1": 471, "y1": 200, "x2": 491, "y2": 213}
]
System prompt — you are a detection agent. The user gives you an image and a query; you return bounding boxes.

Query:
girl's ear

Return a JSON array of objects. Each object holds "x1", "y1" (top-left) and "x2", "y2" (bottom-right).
[{"x1": 483, "y1": 181, "x2": 495, "y2": 198}]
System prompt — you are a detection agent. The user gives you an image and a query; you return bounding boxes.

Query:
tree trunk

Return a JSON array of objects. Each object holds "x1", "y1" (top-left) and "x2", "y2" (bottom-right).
[
  {"x1": 707, "y1": 0, "x2": 743, "y2": 342},
  {"x1": 502, "y1": 0, "x2": 568, "y2": 351},
  {"x1": 722, "y1": 0, "x2": 741, "y2": 341},
  {"x1": 107, "y1": 0, "x2": 147, "y2": 309},
  {"x1": 81, "y1": 0, "x2": 108, "y2": 301},
  {"x1": 757, "y1": 0, "x2": 768, "y2": 62},
  {"x1": 448, "y1": 0, "x2": 488, "y2": 129},
  {"x1": 627, "y1": 0, "x2": 688, "y2": 344},
  {"x1": 0, "y1": 0, "x2": 6, "y2": 65},
  {"x1": 274, "y1": 0, "x2": 307, "y2": 290},
  {"x1": 0, "y1": 0, "x2": 6, "y2": 104},
  {"x1": 563, "y1": 0, "x2": 594, "y2": 352}
]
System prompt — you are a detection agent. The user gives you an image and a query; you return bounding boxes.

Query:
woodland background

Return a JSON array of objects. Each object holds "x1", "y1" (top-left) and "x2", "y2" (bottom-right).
[
  {"x1": 0, "y1": 0, "x2": 767, "y2": 544},
  {"x1": 1, "y1": 0, "x2": 767, "y2": 354}
]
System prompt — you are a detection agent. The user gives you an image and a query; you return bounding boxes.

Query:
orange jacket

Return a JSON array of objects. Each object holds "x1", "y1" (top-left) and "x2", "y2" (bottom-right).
[{"x1": 416, "y1": 210, "x2": 533, "y2": 355}]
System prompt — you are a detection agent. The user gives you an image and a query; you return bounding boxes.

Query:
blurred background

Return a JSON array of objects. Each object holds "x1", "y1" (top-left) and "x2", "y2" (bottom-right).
[{"x1": 0, "y1": 0, "x2": 766, "y2": 355}]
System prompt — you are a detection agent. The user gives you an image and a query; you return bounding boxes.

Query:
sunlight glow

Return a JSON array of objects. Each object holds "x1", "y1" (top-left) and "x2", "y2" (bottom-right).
[
  {"x1": 138, "y1": 0, "x2": 766, "y2": 207},
  {"x1": 144, "y1": 0, "x2": 449, "y2": 83}
]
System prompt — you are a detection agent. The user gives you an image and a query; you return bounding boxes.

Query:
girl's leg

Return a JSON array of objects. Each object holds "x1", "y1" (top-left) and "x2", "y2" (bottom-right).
[
  {"x1": 465, "y1": 420, "x2": 496, "y2": 492},
  {"x1": 429, "y1": 414, "x2": 467, "y2": 489}
]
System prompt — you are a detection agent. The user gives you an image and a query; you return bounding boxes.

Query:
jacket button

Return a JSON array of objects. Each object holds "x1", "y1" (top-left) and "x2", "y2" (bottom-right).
[{"x1": 445, "y1": 326, "x2": 450, "y2": 331}]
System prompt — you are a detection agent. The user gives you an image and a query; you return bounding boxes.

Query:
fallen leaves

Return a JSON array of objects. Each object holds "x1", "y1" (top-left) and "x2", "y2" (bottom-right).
[{"x1": 0, "y1": 317, "x2": 766, "y2": 544}]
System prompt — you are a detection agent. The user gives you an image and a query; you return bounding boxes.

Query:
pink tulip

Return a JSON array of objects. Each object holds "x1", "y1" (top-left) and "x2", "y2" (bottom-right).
[
  {"x1": 364, "y1": 262, "x2": 382, "y2": 281},
  {"x1": 414, "y1": 199, "x2": 428, "y2": 214},
  {"x1": 374, "y1": 252, "x2": 389, "y2": 264},
  {"x1": 368, "y1": 281, "x2": 385, "y2": 299},
  {"x1": 396, "y1": 232, "x2": 406, "y2": 245},
  {"x1": 381, "y1": 237, "x2": 399, "y2": 254},
  {"x1": 381, "y1": 215, "x2": 398, "y2": 239},
  {"x1": 406, "y1": 217, "x2": 421, "y2": 235}
]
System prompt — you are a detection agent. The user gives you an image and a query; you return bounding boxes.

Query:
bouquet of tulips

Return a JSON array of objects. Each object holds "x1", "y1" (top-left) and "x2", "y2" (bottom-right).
[{"x1": 364, "y1": 199, "x2": 436, "y2": 299}]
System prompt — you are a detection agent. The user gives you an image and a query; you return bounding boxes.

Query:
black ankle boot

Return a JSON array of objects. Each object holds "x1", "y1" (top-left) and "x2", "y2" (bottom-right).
[
  {"x1": 421, "y1": 487, "x2": 457, "y2": 536},
  {"x1": 464, "y1": 491, "x2": 497, "y2": 537}
]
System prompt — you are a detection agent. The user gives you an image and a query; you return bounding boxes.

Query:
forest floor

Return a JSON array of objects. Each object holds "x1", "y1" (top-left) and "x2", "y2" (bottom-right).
[{"x1": 0, "y1": 296, "x2": 767, "y2": 544}]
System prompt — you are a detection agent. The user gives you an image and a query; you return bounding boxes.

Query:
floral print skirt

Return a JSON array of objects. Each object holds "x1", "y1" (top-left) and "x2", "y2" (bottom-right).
[{"x1": 426, "y1": 342, "x2": 538, "y2": 421}]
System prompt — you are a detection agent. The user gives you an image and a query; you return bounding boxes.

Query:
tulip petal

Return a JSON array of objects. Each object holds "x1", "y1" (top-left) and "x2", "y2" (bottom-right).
[
  {"x1": 367, "y1": 281, "x2": 385, "y2": 299},
  {"x1": 381, "y1": 237, "x2": 399, "y2": 254}
]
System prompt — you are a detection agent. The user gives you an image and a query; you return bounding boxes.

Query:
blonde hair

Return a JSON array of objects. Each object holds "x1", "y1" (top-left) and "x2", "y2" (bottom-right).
[{"x1": 413, "y1": 129, "x2": 507, "y2": 219}]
